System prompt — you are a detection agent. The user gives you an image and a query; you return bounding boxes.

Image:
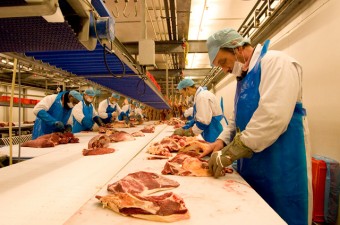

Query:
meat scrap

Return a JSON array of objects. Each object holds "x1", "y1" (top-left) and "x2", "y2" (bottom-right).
[
  {"x1": 162, "y1": 152, "x2": 212, "y2": 177},
  {"x1": 140, "y1": 125, "x2": 155, "y2": 133},
  {"x1": 96, "y1": 192, "x2": 190, "y2": 223},
  {"x1": 107, "y1": 171, "x2": 180, "y2": 195},
  {"x1": 21, "y1": 132, "x2": 79, "y2": 148},
  {"x1": 83, "y1": 134, "x2": 115, "y2": 156}
]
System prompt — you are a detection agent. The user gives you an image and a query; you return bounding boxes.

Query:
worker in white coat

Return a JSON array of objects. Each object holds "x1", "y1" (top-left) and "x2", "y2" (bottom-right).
[
  {"x1": 118, "y1": 98, "x2": 132, "y2": 123},
  {"x1": 32, "y1": 90, "x2": 83, "y2": 139},
  {"x1": 72, "y1": 89, "x2": 104, "y2": 133},
  {"x1": 98, "y1": 93, "x2": 121, "y2": 124},
  {"x1": 203, "y1": 28, "x2": 312, "y2": 225},
  {"x1": 174, "y1": 78, "x2": 228, "y2": 142}
]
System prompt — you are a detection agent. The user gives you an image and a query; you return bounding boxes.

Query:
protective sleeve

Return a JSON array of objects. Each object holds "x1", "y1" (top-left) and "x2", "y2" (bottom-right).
[
  {"x1": 33, "y1": 94, "x2": 57, "y2": 116},
  {"x1": 241, "y1": 51, "x2": 301, "y2": 152},
  {"x1": 121, "y1": 104, "x2": 129, "y2": 113},
  {"x1": 184, "y1": 107, "x2": 193, "y2": 118},
  {"x1": 98, "y1": 99, "x2": 109, "y2": 119},
  {"x1": 72, "y1": 101, "x2": 84, "y2": 123}
]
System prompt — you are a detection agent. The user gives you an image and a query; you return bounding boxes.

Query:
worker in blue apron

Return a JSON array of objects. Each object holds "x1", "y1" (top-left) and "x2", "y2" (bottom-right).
[
  {"x1": 98, "y1": 92, "x2": 121, "y2": 124},
  {"x1": 205, "y1": 28, "x2": 312, "y2": 225},
  {"x1": 118, "y1": 98, "x2": 132, "y2": 123},
  {"x1": 32, "y1": 90, "x2": 83, "y2": 139},
  {"x1": 72, "y1": 89, "x2": 104, "y2": 133},
  {"x1": 174, "y1": 78, "x2": 228, "y2": 142}
]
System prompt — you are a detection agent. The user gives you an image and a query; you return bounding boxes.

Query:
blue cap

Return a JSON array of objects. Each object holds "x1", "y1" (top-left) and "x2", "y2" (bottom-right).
[
  {"x1": 177, "y1": 78, "x2": 195, "y2": 90},
  {"x1": 69, "y1": 90, "x2": 83, "y2": 101},
  {"x1": 206, "y1": 28, "x2": 251, "y2": 66},
  {"x1": 84, "y1": 89, "x2": 96, "y2": 97},
  {"x1": 111, "y1": 93, "x2": 120, "y2": 99}
]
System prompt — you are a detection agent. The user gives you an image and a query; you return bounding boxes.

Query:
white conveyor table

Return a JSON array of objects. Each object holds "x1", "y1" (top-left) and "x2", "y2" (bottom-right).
[
  {"x1": 0, "y1": 123, "x2": 168, "y2": 225},
  {"x1": 65, "y1": 125, "x2": 287, "y2": 225}
]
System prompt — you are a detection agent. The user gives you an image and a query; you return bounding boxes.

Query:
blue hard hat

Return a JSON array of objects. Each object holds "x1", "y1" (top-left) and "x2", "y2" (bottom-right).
[
  {"x1": 177, "y1": 78, "x2": 195, "y2": 90},
  {"x1": 69, "y1": 90, "x2": 83, "y2": 101},
  {"x1": 111, "y1": 93, "x2": 120, "y2": 99},
  {"x1": 84, "y1": 89, "x2": 96, "y2": 97},
  {"x1": 206, "y1": 28, "x2": 251, "y2": 66}
]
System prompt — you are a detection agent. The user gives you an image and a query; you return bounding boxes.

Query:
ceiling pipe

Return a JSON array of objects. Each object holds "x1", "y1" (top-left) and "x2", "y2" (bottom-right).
[
  {"x1": 169, "y1": 0, "x2": 177, "y2": 41},
  {"x1": 163, "y1": 0, "x2": 172, "y2": 41}
]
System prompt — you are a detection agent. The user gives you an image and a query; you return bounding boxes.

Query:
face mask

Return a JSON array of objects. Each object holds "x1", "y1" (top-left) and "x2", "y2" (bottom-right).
[
  {"x1": 85, "y1": 97, "x2": 93, "y2": 103},
  {"x1": 67, "y1": 102, "x2": 74, "y2": 108},
  {"x1": 231, "y1": 48, "x2": 246, "y2": 77},
  {"x1": 231, "y1": 61, "x2": 244, "y2": 77}
]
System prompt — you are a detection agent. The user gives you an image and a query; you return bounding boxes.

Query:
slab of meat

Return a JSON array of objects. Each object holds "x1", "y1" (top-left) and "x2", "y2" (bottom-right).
[
  {"x1": 21, "y1": 132, "x2": 79, "y2": 148},
  {"x1": 96, "y1": 192, "x2": 189, "y2": 222},
  {"x1": 140, "y1": 125, "x2": 155, "y2": 133},
  {"x1": 179, "y1": 139, "x2": 210, "y2": 154},
  {"x1": 108, "y1": 131, "x2": 135, "y2": 142},
  {"x1": 83, "y1": 134, "x2": 115, "y2": 156},
  {"x1": 162, "y1": 152, "x2": 211, "y2": 177},
  {"x1": 107, "y1": 171, "x2": 180, "y2": 195},
  {"x1": 106, "y1": 121, "x2": 132, "y2": 128},
  {"x1": 83, "y1": 147, "x2": 115, "y2": 156},
  {"x1": 87, "y1": 134, "x2": 110, "y2": 149}
]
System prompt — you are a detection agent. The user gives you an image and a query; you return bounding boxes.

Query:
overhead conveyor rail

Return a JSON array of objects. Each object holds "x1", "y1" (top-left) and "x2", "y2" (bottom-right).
[{"x1": 0, "y1": 0, "x2": 170, "y2": 109}]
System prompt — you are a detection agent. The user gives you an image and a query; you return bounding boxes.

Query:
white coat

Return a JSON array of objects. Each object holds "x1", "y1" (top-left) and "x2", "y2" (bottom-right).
[
  {"x1": 192, "y1": 87, "x2": 228, "y2": 135},
  {"x1": 98, "y1": 99, "x2": 121, "y2": 120},
  {"x1": 72, "y1": 101, "x2": 98, "y2": 124}
]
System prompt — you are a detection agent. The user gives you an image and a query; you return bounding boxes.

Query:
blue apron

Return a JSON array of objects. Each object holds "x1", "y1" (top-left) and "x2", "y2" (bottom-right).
[
  {"x1": 102, "y1": 99, "x2": 117, "y2": 124},
  {"x1": 72, "y1": 100, "x2": 94, "y2": 133},
  {"x1": 32, "y1": 91, "x2": 71, "y2": 139},
  {"x1": 194, "y1": 87, "x2": 228, "y2": 143},
  {"x1": 235, "y1": 40, "x2": 309, "y2": 225}
]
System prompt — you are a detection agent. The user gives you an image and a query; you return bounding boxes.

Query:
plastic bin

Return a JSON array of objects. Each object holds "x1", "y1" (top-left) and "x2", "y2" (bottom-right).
[{"x1": 312, "y1": 157, "x2": 327, "y2": 222}]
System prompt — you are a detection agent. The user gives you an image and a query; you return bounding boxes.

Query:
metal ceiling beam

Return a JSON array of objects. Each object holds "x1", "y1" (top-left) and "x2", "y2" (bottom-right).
[{"x1": 123, "y1": 40, "x2": 207, "y2": 55}]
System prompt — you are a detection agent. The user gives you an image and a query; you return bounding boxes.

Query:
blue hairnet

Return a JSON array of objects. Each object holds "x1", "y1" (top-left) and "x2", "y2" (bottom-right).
[
  {"x1": 177, "y1": 78, "x2": 195, "y2": 90},
  {"x1": 111, "y1": 93, "x2": 120, "y2": 99},
  {"x1": 206, "y1": 28, "x2": 251, "y2": 66},
  {"x1": 84, "y1": 89, "x2": 96, "y2": 97},
  {"x1": 69, "y1": 90, "x2": 83, "y2": 101}
]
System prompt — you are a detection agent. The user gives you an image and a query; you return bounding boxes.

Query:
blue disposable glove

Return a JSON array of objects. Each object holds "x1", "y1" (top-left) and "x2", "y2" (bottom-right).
[
  {"x1": 93, "y1": 116, "x2": 105, "y2": 127},
  {"x1": 37, "y1": 110, "x2": 57, "y2": 126},
  {"x1": 82, "y1": 117, "x2": 93, "y2": 129},
  {"x1": 54, "y1": 121, "x2": 65, "y2": 131}
]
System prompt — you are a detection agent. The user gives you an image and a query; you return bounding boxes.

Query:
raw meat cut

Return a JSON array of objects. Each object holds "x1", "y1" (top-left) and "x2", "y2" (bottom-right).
[
  {"x1": 179, "y1": 140, "x2": 210, "y2": 154},
  {"x1": 96, "y1": 192, "x2": 190, "y2": 222},
  {"x1": 140, "y1": 125, "x2": 155, "y2": 133},
  {"x1": 162, "y1": 152, "x2": 212, "y2": 177},
  {"x1": 108, "y1": 131, "x2": 135, "y2": 142},
  {"x1": 21, "y1": 132, "x2": 79, "y2": 148},
  {"x1": 107, "y1": 171, "x2": 180, "y2": 195},
  {"x1": 83, "y1": 134, "x2": 115, "y2": 156},
  {"x1": 87, "y1": 134, "x2": 110, "y2": 149},
  {"x1": 83, "y1": 147, "x2": 115, "y2": 156},
  {"x1": 131, "y1": 131, "x2": 145, "y2": 137}
]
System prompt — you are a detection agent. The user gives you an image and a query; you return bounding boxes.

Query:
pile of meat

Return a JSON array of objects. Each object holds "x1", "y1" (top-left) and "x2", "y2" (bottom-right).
[
  {"x1": 146, "y1": 135, "x2": 209, "y2": 158},
  {"x1": 21, "y1": 132, "x2": 79, "y2": 148},
  {"x1": 96, "y1": 171, "x2": 190, "y2": 222},
  {"x1": 165, "y1": 118, "x2": 185, "y2": 128},
  {"x1": 83, "y1": 134, "x2": 115, "y2": 156},
  {"x1": 162, "y1": 151, "x2": 211, "y2": 177}
]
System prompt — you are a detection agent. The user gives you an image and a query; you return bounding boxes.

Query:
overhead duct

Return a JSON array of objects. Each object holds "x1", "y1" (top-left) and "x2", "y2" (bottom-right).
[{"x1": 0, "y1": 0, "x2": 115, "y2": 52}]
